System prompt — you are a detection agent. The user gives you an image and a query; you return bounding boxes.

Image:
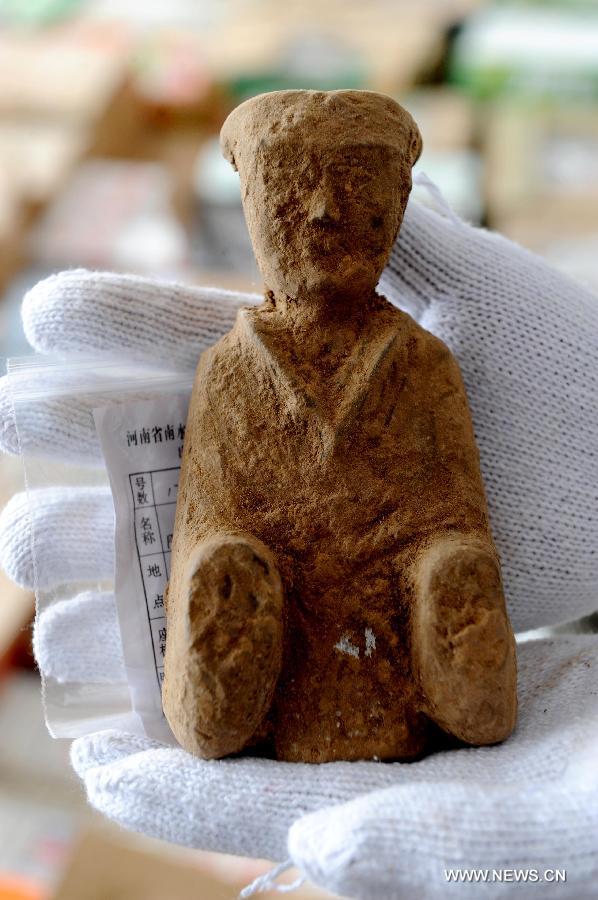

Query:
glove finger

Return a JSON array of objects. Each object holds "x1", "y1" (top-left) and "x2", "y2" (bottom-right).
[
  {"x1": 71, "y1": 728, "x2": 420, "y2": 861},
  {"x1": 0, "y1": 378, "x2": 19, "y2": 457},
  {"x1": 385, "y1": 196, "x2": 598, "y2": 321},
  {"x1": 289, "y1": 766, "x2": 598, "y2": 900},
  {"x1": 381, "y1": 199, "x2": 507, "y2": 312},
  {"x1": 35, "y1": 590, "x2": 126, "y2": 685},
  {"x1": 0, "y1": 374, "x2": 104, "y2": 462},
  {"x1": 22, "y1": 270, "x2": 260, "y2": 369},
  {"x1": 380, "y1": 200, "x2": 463, "y2": 315},
  {"x1": 71, "y1": 730, "x2": 164, "y2": 773},
  {"x1": 68, "y1": 636, "x2": 598, "y2": 866},
  {"x1": 0, "y1": 487, "x2": 114, "y2": 589},
  {"x1": 0, "y1": 371, "x2": 190, "y2": 464},
  {"x1": 71, "y1": 732, "x2": 306, "y2": 861},
  {"x1": 288, "y1": 634, "x2": 598, "y2": 898}
]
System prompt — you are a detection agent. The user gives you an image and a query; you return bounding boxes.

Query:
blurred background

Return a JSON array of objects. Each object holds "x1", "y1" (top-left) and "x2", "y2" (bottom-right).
[{"x1": 0, "y1": 0, "x2": 597, "y2": 897}]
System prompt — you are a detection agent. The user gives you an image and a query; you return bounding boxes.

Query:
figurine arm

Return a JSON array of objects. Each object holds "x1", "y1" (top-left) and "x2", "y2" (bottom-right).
[
  {"x1": 409, "y1": 334, "x2": 517, "y2": 745},
  {"x1": 161, "y1": 332, "x2": 288, "y2": 759},
  {"x1": 411, "y1": 533, "x2": 517, "y2": 745},
  {"x1": 427, "y1": 334, "x2": 490, "y2": 512},
  {"x1": 163, "y1": 531, "x2": 284, "y2": 759}
]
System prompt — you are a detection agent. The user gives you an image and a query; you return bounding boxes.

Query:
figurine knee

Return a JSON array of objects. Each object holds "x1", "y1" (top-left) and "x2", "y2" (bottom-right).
[
  {"x1": 163, "y1": 532, "x2": 284, "y2": 759},
  {"x1": 411, "y1": 533, "x2": 517, "y2": 746}
]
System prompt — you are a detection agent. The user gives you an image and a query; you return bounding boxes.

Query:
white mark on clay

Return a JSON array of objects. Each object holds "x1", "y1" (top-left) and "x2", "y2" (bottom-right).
[
  {"x1": 334, "y1": 634, "x2": 360, "y2": 658},
  {"x1": 364, "y1": 628, "x2": 376, "y2": 657}
]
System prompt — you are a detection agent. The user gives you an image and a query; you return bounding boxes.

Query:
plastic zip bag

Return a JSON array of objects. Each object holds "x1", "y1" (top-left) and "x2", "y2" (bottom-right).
[{"x1": 7, "y1": 353, "x2": 192, "y2": 741}]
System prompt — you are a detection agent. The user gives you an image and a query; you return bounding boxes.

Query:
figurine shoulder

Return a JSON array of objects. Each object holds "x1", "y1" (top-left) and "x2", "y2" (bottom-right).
[
  {"x1": 379, "y1": 303, "x2": 465, "y2": 396},
  {"x1": 189, "y1": 320, "x2": 253, "y2": 413},
  {"x1": 378, "y1": 300, "x2": 455, "y2": 362},
  {"x1": 194, "y1": 309, "x2": 253, "y2": 374},
  {"x1": 406, "y1": 314, "x2": 460, "y2": 376}
]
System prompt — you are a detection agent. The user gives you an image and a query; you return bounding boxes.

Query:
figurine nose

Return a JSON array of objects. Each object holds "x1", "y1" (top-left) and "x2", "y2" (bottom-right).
[{"x1": 308, "y1": 184, "x2": 341, "y2": 224}]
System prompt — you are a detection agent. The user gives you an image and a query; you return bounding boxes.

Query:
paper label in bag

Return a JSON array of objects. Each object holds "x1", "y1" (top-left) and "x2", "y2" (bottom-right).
[{"x1": 94, "y1": 391, "x2": 191, "y2": 744}]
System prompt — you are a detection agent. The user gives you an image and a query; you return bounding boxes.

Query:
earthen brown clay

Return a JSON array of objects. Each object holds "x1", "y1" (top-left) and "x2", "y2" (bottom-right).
[{"x1": 163, "y1": 90, "x2": 517, "y2": 763}]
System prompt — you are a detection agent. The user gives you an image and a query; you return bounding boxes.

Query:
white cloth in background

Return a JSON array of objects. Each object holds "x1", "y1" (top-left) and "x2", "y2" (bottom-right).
[{"x1": 0, "y1": 192, "x2": 597, "y2": 898}]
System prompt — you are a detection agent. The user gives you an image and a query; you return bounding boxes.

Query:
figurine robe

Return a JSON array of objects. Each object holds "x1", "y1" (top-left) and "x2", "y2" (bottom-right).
[{"x1": 163, "y1": 295, "x2": 517, "y2": 762}]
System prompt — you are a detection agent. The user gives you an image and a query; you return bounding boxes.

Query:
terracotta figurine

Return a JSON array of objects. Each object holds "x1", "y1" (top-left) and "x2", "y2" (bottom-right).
[{"x1": 163, "y1": 89, "x2": 517, "y2": 763}]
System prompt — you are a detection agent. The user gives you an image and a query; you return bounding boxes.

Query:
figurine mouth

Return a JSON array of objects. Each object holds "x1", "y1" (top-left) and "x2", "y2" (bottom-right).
[
  {"x1": 308, "y1": 215, "x2": 342, "y2": 230},
  {"x1": 302, "y1": 232, "x2": 387, "y2": 271},
  {"x1": 304, "y1": 225, "x2": 356, "y2": 255}
]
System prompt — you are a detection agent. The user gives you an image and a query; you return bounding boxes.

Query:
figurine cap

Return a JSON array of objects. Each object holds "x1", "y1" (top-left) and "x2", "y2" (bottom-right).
[{"x1": 220, "y1": 89, "x2": 422, "y2": 172}]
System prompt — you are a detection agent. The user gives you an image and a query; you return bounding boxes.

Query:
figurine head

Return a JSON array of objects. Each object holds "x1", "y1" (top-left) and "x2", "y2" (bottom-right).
[{"x1": 220, "y1": 89, "x2": 422, "y2": 305}]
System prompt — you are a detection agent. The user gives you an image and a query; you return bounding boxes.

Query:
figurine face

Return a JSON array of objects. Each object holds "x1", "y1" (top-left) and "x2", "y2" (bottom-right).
[{"x1": 242, "y1": 139, "x2": 412, "y2": 304}]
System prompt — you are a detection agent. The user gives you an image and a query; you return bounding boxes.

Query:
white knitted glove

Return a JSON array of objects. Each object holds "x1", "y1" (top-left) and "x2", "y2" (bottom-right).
[{"x1": 1, "y1": 197, "x2": 597, "y2": 898}]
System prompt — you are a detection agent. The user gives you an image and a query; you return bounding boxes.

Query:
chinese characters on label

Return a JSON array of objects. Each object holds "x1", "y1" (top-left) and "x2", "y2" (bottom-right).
[
  {"x1": 95, "y1": 393, "x2": 190, "y2": 742},
  {"x1": 127, "y1": 422, "x2": 186, "y2": 457},
  {"x1": 129, "y1": 467, "x2": 179, "y2": 690}
]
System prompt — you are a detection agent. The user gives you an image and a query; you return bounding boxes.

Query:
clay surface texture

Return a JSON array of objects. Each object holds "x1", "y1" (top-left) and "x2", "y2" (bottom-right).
[{"x1": 163, "y1": 90, "x2": 517, "y2": 763}]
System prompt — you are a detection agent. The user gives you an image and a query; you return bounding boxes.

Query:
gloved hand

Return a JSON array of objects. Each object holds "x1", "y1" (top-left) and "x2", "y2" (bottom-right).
[{"x1": 0, "y1": 196, "x2": 597, "y2": 899}]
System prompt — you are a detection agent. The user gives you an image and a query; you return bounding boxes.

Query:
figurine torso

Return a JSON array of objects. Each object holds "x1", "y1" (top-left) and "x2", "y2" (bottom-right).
[{"x1": 170, "y1": 296, "x2": 490, "y2": 761}]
